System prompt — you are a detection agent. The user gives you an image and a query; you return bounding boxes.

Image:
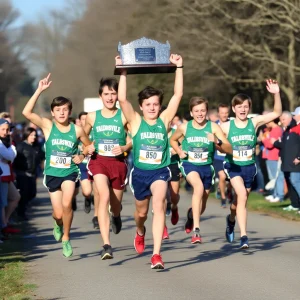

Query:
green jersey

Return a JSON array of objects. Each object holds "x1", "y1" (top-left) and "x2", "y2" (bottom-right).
[
  {"x1": 225, "y1": 119, "x2": 256, "y2": 166},
  {"x1": 132, "y1": 118, "x2": 170, "y2": 170},
  {"x1": 44, "y1": 122, "x2": 79, "y2": 177},
  {"x1": 169, "y1": 128, "x2": 180, "y2": 165},
  {"x1": 93, "y1": 109, "x2": 126, "y2": 157},
  {"x1": 181, "y1": 120, "x2": 215, "y2": 166}
]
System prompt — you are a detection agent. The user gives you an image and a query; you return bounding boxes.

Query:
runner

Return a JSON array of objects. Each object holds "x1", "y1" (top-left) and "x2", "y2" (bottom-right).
[
  {"x1": 22, "y1": 73, "x2": 94, "y2": 257},
  {"x1": 77, "y1": 112, "x2": 93, "y2": 213},
  {"x1": 213, "y1": 104, "x2": 233, "y2": 208},
  {"x1": 116, "y1": 53, "x2": 183, "y2": 269},
  {"x1": 221, "y1": 79, "x2": 282, "y2": 249},
  {"x1": 170, "y1": 97, "x2": 232, "y2": 244},
  {"x1": 84, "y1": 78, "x2": 132, "y2": 260}
]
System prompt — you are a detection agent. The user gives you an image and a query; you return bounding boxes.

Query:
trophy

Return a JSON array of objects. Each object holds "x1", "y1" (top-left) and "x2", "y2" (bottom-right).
[{"x1": 114, "y1": 37, "x2": 177, "y2": 75}]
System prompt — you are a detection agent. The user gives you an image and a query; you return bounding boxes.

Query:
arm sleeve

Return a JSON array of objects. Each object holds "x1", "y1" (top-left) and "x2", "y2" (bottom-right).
[{"x1": 0, "y1": 143, "x2": 17, "y2": 162}]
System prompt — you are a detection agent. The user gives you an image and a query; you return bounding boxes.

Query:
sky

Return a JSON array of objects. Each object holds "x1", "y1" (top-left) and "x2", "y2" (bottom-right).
[{"x1": 12, "y1": 0, "x2": 66, "y2": 25}]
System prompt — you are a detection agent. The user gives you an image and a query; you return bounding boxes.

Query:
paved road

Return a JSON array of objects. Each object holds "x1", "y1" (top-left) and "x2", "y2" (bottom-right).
[{"x1": 24, "y1": 181, "x2": 300, "y2": 300}]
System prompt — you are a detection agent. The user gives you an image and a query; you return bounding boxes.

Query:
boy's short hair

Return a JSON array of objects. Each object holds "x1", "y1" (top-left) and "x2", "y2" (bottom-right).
[
  {"x1": 50, "y1": 96, "x2": 72, "y2": 111},
  {"x1": 189, "y1": 96, "x2": 208, "y2": 112},
  {"x1": 0, "y1": 112, "x2": 11, "y2": 119},
  {"x1": 231, "y1": 94, "x2": 252, "y2": 108},
  {"x1": 78, "y1": 111, "x2": 88, "y2": 120},
  {"x1": 138, "y1": 86, "x2": 164, "y2": 106},
  {"x1": 218, "y1": 103, "x2": 229, "y2": 111},
  {"x1": 99, "y1": 78, "x2": 118, "y2": 95}
]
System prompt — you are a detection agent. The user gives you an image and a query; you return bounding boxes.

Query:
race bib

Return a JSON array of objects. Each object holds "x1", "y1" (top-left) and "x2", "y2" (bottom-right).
[
  {"x1": 98, "y1": 139, "x2": 119, "y2": 156},
  {"x1": 139, "y1": 144, "x2": 163, "y2": 165},
  {"x1": 50, "y1": 151, "x2": 72, "y2": 168},
  {"x1": 188, "y1": 147, "x2": 208, "y2": 163},
  {"x1": 233, "y1": 146, "x2": 254, "y2": 162}
]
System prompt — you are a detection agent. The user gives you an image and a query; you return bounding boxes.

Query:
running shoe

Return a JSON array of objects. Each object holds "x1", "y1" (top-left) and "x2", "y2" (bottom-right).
[
  {"x1": 151, "y1": 254, "x2": 164, "y2": 269},
  {"x1": 240, "y1": 235, "x2": 249, "y2": 249},
  {"x1": 72, "y1": 197, "x2": 77, "y2": 211},
  {"x1": 166, "y1": 202, "x2": 171, "y2": 216},
  {"x1": 215, "y1": 187, "x2": 221, "y2": 199},
  {"x1": 225, "y1": 214, "x2": 235, "y2": 243},
  {"x1": 171, "y1": 207, "x2": 179, "y2": 225},
  {"x1": 191, "y1": 228, "x2": 202, "y2": 244},
  {"x1": 184, "y1": 208, "x2": 193, "y2": 234},
  {"x1": 2, "y1": 226, "x2": 21, "y2": 234},
  {"x1": 101, "y1": 244, "x2": 113, "y2": 260},
  {"x1": 221, "y1": 198, "x2": 226, "y2": 208},
  {"x1": 162, "y1": 226, "x2": 169, "y2": 240},
  {"x1": 62, "y1": 240, "x2": 73, "y2": 257},
  {"x1": 92, "y1": 216, "x2": 99, "y2": 229},
  {"x1": 84, "y1": 197, "x2": 91, "y2": 214},
  {"x1": 134, "y1": 226, "x2": 146, "y2": 254},
  {"x1": 53, "y1": 221, "x2": 63, "y2": 242},
  {"x1": 111, "y1": 214, "x2": 122, "y2": 234},
  {"x1": 283, "y1": 205, "x2": 299, "y2": 211}
]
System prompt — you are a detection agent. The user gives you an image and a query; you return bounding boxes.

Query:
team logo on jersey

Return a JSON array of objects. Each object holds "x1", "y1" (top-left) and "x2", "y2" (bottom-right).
[{"x1": 52, "y1": 139, "x2": 74, "y2": 151}]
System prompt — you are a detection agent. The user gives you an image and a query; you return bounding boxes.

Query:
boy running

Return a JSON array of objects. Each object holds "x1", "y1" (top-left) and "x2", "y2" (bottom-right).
[
  {"x1": 170, "y1": 97, "x2": 232, "y2": 243},
  {"x1": 23, "y1": 74, "x2": 94, "y2": 257},
  {"x1": 116, "y1": 53, "x2": 183, "y2": 269},
  {"x1": 222, "y1": 80, "x2": 282, "y2": 249}
]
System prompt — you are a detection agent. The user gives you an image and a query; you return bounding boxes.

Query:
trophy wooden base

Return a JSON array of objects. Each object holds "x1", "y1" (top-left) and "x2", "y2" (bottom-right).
[{"x1": 114, "y1": 64, "x2": 176, "y2": 75}]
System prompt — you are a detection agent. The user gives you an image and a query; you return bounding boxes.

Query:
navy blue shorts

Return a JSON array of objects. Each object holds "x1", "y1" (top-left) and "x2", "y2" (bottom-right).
[
  {"x1": 79, "y1": 163, "x2": 88, "y2": 181},
  {"x1": 44, "y1": 172, "x2": 80, "y2": 193},
  {"x1": 180, "y1": 162, "x2": 215, "y2": 190},
  {"x1": 130, "y1": 166, "x2": 171, "y2": 201},
  {"x1": 213, "y1": 159, "x2": 225, "y2": 175},
  {"x1": 223, "y1": 162, "x2": 257, "y2": 189}
]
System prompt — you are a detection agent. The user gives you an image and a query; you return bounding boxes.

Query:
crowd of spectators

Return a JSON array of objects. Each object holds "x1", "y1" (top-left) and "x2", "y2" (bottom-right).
[{"x1": 0, "y1": 112, "x2": 45, "y2": 243}]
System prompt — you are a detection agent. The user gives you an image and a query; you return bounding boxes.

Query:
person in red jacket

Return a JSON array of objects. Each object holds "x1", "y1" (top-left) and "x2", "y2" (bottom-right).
[{"x1": 261, "y1": 119, "x2": 284, "y2": 202}]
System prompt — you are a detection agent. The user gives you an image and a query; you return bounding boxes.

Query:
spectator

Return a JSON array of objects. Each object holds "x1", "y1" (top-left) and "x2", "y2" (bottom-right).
[
  {"x1": 13, "y1": 127, "x2": 40, "y2": 220},
  {"x1": 272, "y1": 111, "x2": 300, "y2": 211},
  {"x1": 262, "y1": 119, "x2": 284, "y2": 202},
  {"x1": 0, "y1": 118, "x2": 20, "y2": 235}
]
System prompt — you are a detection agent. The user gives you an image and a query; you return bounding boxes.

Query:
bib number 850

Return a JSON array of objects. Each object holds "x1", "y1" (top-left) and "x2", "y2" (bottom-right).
[{"x1": 146, "y1": 151, "x2": 157, "y2": 159}]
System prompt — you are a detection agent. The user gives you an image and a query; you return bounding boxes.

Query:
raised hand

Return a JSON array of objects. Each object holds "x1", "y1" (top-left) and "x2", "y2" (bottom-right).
[
  {"x1": 38, "y1": 73, "x2": 52, "y2": 92},
  {"x1": 266, "y1": 79, "x2": 280, "y2": 94},
  {"x1": 170, "y1": 54, "x2": 183, "y2": 67},
  {"x1": 207, "y1": 132, "x2": 217, "y2": 143},
  {"x1": 72, "y1": 154, "x2": 83, "y2": 164},
  {"x1": 115, "y1": 55, "x2": 123, "y2": 65},
  {"x1": 179, "y1": 150, "x2": 187, "y2": 159},
  {"x1": 111, "y1": 145, "x2": 124, "y2": 156}
]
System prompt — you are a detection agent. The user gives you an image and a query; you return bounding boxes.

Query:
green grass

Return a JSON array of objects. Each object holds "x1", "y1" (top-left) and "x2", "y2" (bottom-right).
[
  {"x1": 246, "y1": 192, "x2": 300, "y2": 221},
  {"x1": 0, "y1": 236, "x2": 36, "y2": 300}
]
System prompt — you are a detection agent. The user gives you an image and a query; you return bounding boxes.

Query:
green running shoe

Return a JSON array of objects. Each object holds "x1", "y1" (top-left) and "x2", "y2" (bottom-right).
[
  {"x1": 62, "y1": 240, "x2": 73, "y2": 257},
  {"x1": 53, "y1": 221, "x2": 63, "y2": 242}
]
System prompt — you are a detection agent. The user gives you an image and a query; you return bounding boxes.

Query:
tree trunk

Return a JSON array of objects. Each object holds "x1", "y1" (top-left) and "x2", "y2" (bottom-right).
[{"x1": 0, "y1": 91, "x2": 7, "y2": 112}]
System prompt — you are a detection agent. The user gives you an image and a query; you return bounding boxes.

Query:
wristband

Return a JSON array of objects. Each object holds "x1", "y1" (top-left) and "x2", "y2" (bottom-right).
[
  {"x1": 81, "y1": 153, "x2": 86, "y2": 158},
  {"x1": 176, "y1": 66, "x2": 184, "y2": 68},
  {"x1": 216, "y1": 139, "x2": 223, "y2": 146}
]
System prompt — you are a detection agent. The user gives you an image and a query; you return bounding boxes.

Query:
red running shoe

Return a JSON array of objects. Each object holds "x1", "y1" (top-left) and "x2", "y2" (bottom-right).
[
  {"x1": 151, "y1": 254, "x2": 164, "y2": 269},
  {"x1": 184, "y1": 208, "x2": 193, "y2": 234},
  {"x1": 191, "y1": 229, "x2": 202, "y2": 244},
  {"x1": 134, "y1": 226, "x2": 146, "y2": 254},
  {"x1": 162, "y1": 226, "x2": 169, "y2": 240},
  {"x1": 171, "y1": 207, "x2": 179, "y2": 225},
  {"x1": 2, "y1": 226, "x2": 21, "y2": 234}
]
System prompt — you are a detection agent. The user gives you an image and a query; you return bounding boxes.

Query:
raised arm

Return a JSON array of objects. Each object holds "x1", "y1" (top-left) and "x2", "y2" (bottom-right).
[
  {"x1": 253, "y1": 79, "x2": 282, "y2": 129},
  {"x1": 22, "y1": 73, "x2": 53, "y2": 131},
  {"x1": 160, "y1": 54, "x2": 183, "y2": 125},
  {"x1": 209, "y1": 123, "x2": 233, "y2": 154},
  {"x1": 116, "y1": 56, "x2": 140, "y2": 127}
]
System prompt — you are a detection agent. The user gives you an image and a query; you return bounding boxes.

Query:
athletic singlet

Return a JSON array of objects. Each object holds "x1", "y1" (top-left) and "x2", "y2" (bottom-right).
[
  {"x1": 225, "y1": 119, "x2": 256, "y2": 166},
  {"x1": 44, "y1": 122, "x2": 79, "y2": 177},
  {"x1": 132, "y1": 118, "x2": 170, "y2": 170},
  {"x1": 181, "y1": 120, "x2": 215, "y2": 166},
  {"x1": 93, "y1": 109, "x2": 126, "y2": 157},
  {"x1": 169, "y1": 128, "x2": 180, "y2": 165}
]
